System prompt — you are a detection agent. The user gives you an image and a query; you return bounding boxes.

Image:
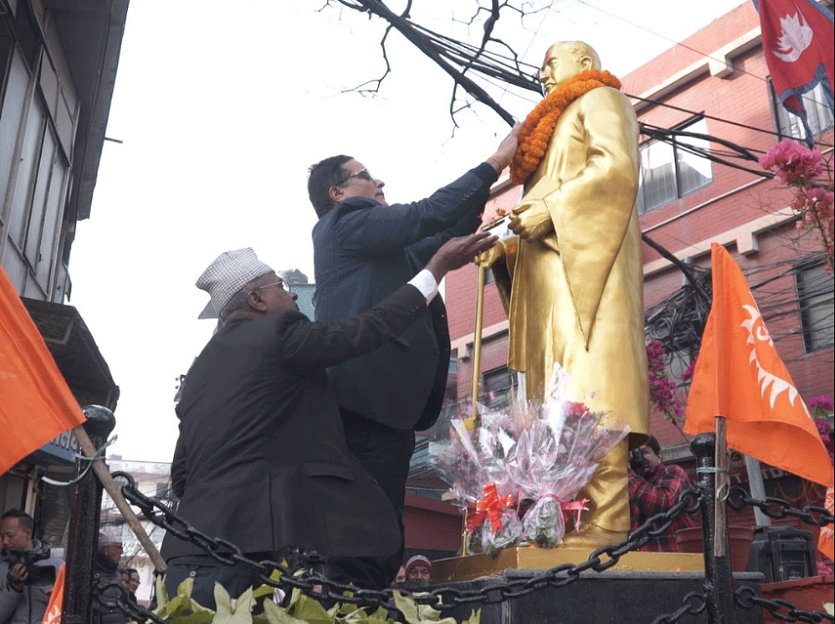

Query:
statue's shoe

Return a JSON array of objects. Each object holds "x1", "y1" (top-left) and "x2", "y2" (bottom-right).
[{"x1": 557, "y1": 525, "x2": 627, "y2": 550}]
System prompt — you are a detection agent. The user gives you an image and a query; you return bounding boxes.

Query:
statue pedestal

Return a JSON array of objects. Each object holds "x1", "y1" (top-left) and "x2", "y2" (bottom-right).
[
  {"x1": 432, "y1": 550, "x2": 765, "y2": 624},
  {"x1": 433, "y1": 547, "x2": 703, "y2": 582}
]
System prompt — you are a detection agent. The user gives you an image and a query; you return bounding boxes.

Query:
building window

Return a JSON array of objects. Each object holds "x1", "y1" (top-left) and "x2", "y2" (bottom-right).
[
  {"x1": 796, "y1": 262, "x2": 834, "y2": 353},
  {"x1": 482, "y1": 365, "x2": 518, "y2": 408},
  {"x1": 637, "y1": 117, "x2": 713, "y2": 214},
  {"x1": 770, "y1": 79, "x2": 834, "y2": 142}
]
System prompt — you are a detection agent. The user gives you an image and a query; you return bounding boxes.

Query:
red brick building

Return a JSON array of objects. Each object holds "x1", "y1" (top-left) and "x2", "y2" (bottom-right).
[{"x1": 417, "y1": 1, "x2": 833, "y2": 555}]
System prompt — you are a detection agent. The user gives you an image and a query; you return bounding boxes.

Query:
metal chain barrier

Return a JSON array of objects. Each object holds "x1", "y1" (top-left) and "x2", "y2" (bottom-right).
[
  {"x1": 93, "y1": 580, "x2": 169, "y2": 624},
  {"x1": 734, "y1": 586, "x2": 834, "y2": 624},
  {"x1": 111, "y1": 471, "x2": 702, "y2": 613},
  {"x1": 107, "y1": 472, "x2": 834, "y2": 622},
  {"x1": 651, "y1": 592, "x2": 708, "y2": 624},
  {"x1": 727, "y1": 486, "x2": 834, "y2": 527}
]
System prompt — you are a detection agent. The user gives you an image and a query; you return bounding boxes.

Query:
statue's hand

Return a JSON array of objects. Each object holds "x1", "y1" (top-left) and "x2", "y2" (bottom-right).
[
  {"x1": 509, "y1": 200, "x2": 554, "y2": 242},
  {"x1": 475, "y1": 241, "x2": 505, "y2": 269}
]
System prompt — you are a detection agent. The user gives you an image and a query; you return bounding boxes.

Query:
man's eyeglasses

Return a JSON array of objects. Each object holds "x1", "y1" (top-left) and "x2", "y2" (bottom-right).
[
  {"x1": 255, "y1": 280, "x2": 289, "y2": 292},
  {"x1": 341, "y1": 168, "x2": 374, "y2": 184}
]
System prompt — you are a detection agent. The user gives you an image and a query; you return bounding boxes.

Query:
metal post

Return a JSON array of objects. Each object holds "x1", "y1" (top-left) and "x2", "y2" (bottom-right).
[
  {"x1": 470, "y1": 264, "x2": 487, "y2": 419},
  {"x1": 63, "y1": 406, "x2": 116, "y2": 624},
  {"x1": 691, "y1": 433, "x2": 737, "y2": 624}
]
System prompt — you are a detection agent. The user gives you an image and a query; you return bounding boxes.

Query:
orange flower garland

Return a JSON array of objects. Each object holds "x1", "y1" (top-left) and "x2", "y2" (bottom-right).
[{"x1": 509, "y1": 69, "x2": 622, "y2": 186}]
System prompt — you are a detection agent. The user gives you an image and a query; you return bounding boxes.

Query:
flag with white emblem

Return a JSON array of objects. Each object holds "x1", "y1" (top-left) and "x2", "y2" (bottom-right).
[
  {"x1": 685, "y1": 243, "x2": 833, "y2": 488},
  {"x1": 753, "y1": 0, "x2": 834, "y2": 145}
]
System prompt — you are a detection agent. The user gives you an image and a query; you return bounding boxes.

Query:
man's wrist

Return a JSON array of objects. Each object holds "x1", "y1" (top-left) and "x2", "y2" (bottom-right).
[{"x1": 487, "y1": 156, "x2": 505, "y2": 174}]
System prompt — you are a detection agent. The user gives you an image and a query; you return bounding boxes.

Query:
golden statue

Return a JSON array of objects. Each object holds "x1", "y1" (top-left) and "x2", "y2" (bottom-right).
[{"x1": 480, "y1": 41, "x2": 650, "y2": 548}]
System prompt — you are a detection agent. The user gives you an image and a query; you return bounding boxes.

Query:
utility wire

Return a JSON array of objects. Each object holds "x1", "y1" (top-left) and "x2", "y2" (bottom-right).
[{"x1": 628, "y1": 92, "x2": 835, "y2": 149}]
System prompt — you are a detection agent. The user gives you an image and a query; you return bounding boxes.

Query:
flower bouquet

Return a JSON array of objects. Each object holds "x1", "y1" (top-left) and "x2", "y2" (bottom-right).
[{"x1": 431, "y1": 367, "x2": 630, "y2": 552}]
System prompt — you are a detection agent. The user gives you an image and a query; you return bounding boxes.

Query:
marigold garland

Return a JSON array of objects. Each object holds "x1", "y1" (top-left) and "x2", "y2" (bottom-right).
[{"x1": 510, "y1": 69, "x2": 622, "y2": 186}]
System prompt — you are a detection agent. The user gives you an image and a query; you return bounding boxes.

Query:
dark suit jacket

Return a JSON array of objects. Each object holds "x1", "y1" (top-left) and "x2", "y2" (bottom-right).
[
  {"x1": 161, "y1": 285, "x2": 427, "y2": 561},
  {"x1": 312, "y1": 163, "x2": 497, "y2": 431}
]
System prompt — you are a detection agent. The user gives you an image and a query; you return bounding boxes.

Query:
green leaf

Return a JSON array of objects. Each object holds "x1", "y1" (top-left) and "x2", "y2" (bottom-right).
[
  {"x1": 365, "y1": 606, "x2": 393, "y2": 624},
  {"x1": 229, "y1": 587, "x2": 255, "y2": 624},
  {"x1": 262, "y1": 599, "x2": 308, "y2": 624},
  {"x1": 340, "y1": 607, "x2": 372, "y2": 624},
  {"x1": 290, "y1": 593, "x2": 334, "y2": 624},
  {"x1": 179, "y1": 578, "x2": 196, "y2": 601},
  {"x1": 391, "y1": 590, "x2": 421, "y2": 624},
  {"x1": 253, "y1": 585, "x2": 276, "y2": 600},
  {"x1": 155, "y1": 574, "x2": 170, "y2": 608},
  {"x1": 212, "y1": 583, "x2": 234, "y2": 624}
]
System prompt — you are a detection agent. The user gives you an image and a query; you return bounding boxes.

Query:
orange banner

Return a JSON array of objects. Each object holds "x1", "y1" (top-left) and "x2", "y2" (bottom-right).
[
  {"x1": 0, "y1": 264, "x2": 86, "y2": 475},
  {"x1": 40, "y1": 564, "x2": 65, "y2": 624},
  {"x1": 820, "y1": 487, "x2": 834, "y2": 562},
  {"x1": 685, "y1": 243, "x2": 833, "y2": 488}
]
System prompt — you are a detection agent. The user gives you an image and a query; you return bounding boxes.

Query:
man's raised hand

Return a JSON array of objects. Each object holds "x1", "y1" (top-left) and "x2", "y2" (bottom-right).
[
  {"x1": 427, "y1": 231, "x2": 499, "y2": 282},
  {"x1": 487, "y1": 122, "x2": 522, "y2": 174}
]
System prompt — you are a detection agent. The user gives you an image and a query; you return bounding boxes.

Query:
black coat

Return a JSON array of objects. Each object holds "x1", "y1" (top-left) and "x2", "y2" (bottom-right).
[
  {"x1": 161, "y1": 284, "x2": 427, "y2": 561},
  {"x1": 312, "y1": 163, "x2": 497, "y2": 431}
]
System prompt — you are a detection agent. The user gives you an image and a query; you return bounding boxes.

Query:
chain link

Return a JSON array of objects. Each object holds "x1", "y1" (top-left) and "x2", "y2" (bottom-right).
[
  {"x1": 735, "y1": 586, "x2": 834, "y2": 624},
  {"x1": 93, "y1": 581, "x2": 169, "y2": 624},
  {"x1": 651, "y1": 592, "x2": 708, "y2": 624},
  {"x1": 727, "y1": 487, "x2": 835, "y2": 527},
  {"x1": 108, "y1": 472, "x2": 833, "y2": 622},
  {"x1": 111, "y1": 472, "x2": 700, "y2": 611}
]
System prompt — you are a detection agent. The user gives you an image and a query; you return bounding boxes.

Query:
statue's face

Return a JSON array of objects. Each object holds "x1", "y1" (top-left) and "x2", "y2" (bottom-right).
[{"x1": 539, "y1": 45, "x2": 585, "y2": 95}]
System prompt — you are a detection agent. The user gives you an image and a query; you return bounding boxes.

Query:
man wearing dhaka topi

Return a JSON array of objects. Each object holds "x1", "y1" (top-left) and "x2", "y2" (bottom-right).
[{"x1": 479, "y1": 40, "x2": 650, "y2": 548}]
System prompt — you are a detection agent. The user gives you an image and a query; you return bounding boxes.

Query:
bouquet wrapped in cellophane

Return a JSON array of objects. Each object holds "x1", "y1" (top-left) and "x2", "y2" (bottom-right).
[{"x1": 430, "y1": 367, "x2": 630, "y2": 553}]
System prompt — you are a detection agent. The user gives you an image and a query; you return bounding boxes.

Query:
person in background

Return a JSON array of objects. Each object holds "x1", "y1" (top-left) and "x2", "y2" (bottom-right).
[
  {"x1": 0, "y1": 509, "x2": 60, "y2": 624},
  {"x1": 628, "y1": 436, "x2": 695, "y2": 551},
  {"x1": 403, "y1": 555, "x2": 432, "y2": 585},
  {"x1": 122, "y1": 569, "x2": 139, "y2": 601},
  {"x1": 92, "y1": 529, "x2": 126, "y2": 624}
]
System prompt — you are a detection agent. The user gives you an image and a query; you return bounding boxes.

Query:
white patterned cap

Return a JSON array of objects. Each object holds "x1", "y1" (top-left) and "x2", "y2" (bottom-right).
[
  {"x1": 98, "y1": 526, "x2": 122, "y2": 547},
  {"x1": 196, "y1": 248, "x2": 273, "y2": 315}
]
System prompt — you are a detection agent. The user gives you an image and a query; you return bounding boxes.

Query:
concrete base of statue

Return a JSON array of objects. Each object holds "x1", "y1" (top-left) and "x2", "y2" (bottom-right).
[{"x1": 432, "y1": 549, "x2": 765, "y2": 624}]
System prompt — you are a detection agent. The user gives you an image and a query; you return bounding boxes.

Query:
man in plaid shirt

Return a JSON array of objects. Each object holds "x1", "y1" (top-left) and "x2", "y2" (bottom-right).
[{"x1": 629, "y1": 436, "x2": 695, "y2": 551}]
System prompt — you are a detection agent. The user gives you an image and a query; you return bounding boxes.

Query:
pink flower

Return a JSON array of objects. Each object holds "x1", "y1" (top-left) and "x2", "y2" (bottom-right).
[
  {"x1": 759, "y1": 140, "x2": 824, "y2": 185},
  {"x1": 565, "y1": 401, "x2": 589, "y2": 419},
  {"x1": 809, "y1": 395, "x2": 834, "y2": 412},
  {"x1": 681, "y1": 357, "x2": 698, "y2": 382}
]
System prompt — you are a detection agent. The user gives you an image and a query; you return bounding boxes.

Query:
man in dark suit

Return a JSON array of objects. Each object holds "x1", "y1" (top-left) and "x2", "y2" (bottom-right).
[
  {"x1": 161, "y1": 237, "x2": 495, "y2": 604},
  {"x1": 307, "y1": 125, "x2": 519, "y2": 580}
]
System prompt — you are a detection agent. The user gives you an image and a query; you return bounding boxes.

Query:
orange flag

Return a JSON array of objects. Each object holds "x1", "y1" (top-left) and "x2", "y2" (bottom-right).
[
  {"x1": 685, "y1": 243, "x2": 834, "y2": 488},
  {"x1": 820, "y1": 487, "x2": 834, "y2": 562},
  {"x1": 41, "y1": 564, "x2": 65, "y2": 624},
  {"x1": 0, "y1": 264, "x2": 86, "y2": 475}
]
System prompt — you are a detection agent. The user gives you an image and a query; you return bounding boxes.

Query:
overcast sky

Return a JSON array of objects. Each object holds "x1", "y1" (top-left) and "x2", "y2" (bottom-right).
[{"x1": 68, "y1": 0, "x2": 746, "y2": 463}]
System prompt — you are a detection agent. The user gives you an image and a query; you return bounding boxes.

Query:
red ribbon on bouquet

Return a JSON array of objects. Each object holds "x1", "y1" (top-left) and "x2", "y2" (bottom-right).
[{"x1": 466, "y1": 483, "x2": 515, "y2": 535}]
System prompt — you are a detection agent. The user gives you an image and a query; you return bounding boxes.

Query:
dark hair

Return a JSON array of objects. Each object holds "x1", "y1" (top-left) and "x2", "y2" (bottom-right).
[
  {"x1": 645, "y1": 435, "x2": 661, "y2": 455},
  {"x1": 124, "y1": 568, "x2": 138, "y2": 575},
  {"x1": 1, "y1": 509, "x2": 34, "y2": 533},
  {"x1": 308, "y1": 155, "x2": 353, "y2": 217}
]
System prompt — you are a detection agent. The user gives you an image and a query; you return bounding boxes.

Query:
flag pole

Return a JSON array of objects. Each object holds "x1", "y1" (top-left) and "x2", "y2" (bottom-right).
[
  {"x1": 73, "y1": 425, "x2": 168, "y2": 572},
  {"x1": 744, "y1": 455, "x2": 771, "y2": 526},
  {"x1": 714, "y1": 416, "x2": 729, "y2": 558}
]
